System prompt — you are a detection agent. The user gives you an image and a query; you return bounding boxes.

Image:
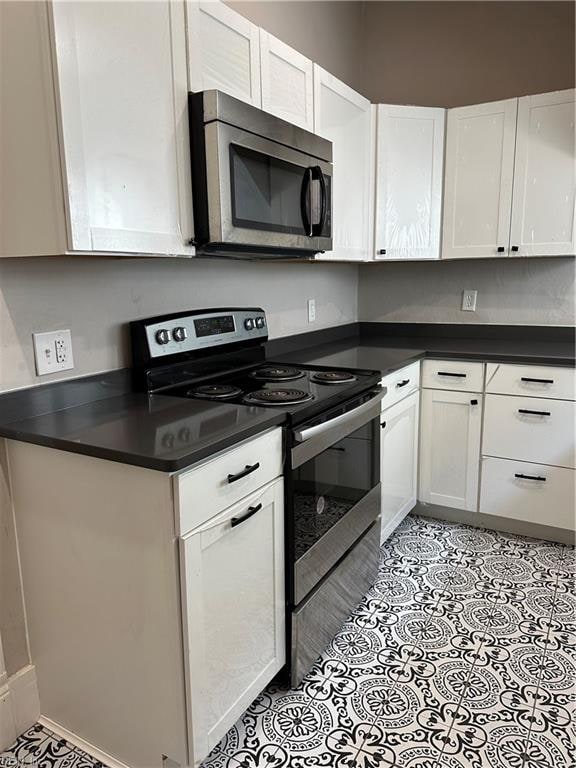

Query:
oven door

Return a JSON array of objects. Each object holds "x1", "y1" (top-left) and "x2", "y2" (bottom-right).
[
  {"x1": 203, "y1": 121, "x2": 332, "y2": 253},
  {"x1": 290, "y1": 389, "x2": 384, "y2": 605}
]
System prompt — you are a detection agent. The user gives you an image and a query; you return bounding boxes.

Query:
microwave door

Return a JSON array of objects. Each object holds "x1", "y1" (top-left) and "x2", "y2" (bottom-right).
[{"x1": 205, "y1": 122, "x2": 331, "y2": 251}]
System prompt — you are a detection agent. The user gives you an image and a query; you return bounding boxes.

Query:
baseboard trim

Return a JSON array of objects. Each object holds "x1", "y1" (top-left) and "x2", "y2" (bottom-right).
[
  {"x1": 38, "y1": 716, "x2": 131, "y2": 768},
  {"x1": 0, "y1": 665, "x2": 40, "y2": 751},
  {"x1": 413, "y1": 502, "x2": 575, "y2": 545}
]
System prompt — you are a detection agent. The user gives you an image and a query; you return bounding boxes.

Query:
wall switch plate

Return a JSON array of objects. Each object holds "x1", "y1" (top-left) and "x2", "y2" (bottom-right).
[
  {"x1": 33, "y1": 330, "x2": 74, "y2": 375},
  {"x1": 307, "y1": 298, "x2": 316, "y2": 323},
  {"x1": 461, "y1": 290, "x2": 478, "y2": 312}
]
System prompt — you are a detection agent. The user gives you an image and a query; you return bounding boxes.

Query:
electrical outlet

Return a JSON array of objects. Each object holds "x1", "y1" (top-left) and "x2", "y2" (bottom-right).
[
  {"x1": 307, "y1": 298, "x2": 316, "y2": 323},
  {"x1": 461, "y1": 290, "x2": 478, "y2": 312},
  {"x1": 33, "y1": 330, "x2": 74, "y2": 376}
]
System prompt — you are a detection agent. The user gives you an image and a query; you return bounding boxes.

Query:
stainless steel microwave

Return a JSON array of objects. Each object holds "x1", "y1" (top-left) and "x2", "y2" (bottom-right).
[{"x1": 189, "y1": 90, "x2": 333, "y2": 258}]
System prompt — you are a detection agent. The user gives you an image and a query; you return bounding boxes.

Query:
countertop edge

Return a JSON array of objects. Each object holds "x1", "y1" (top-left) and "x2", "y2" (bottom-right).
[{"x1": 0, "y1": 413, "x2": 287, "y2": 473}]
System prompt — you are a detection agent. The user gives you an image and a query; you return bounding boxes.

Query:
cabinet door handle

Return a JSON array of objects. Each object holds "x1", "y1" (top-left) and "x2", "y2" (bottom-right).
[
  {"x1": 381, "y1": 421, "x2": 386, "y2": 429},
  {"x1": 437, "y1": 371, "x2": 467, "y2": 378},
  {"x1": 497, "y1": 246, "x2": 506, "y2": 253},
  {"x1": 378, "y1": 248, "x2": 387, "y2": 255},
  {"x1": 520, "y1": 377, "x2": 554, "y2": 384},
  {"x1": 227, "y1": 462, "x2": 260, "y2": 484},
  {"x1": 396, "y1": 379, "x2": 410, "y2": 388},
  {"x1": 511, "y1": 245, "x2": 519, "y2": 252},
  {"x1": 470, "y1": 399, "x2": 478, "y2": 405},
  {"x1": 518, "y1": 409, "x2": 551, "y2": 417},
  {"x1": 514, "y1": 473, "x2": 546, "y2": 482},
  {"x1": 231, "y1": 502, "x2": 263, "y2": 528}
]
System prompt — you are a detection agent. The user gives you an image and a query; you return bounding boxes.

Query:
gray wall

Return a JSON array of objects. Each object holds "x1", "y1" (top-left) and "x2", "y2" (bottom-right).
[
  {"x1": 362, "y1": 1, "x2": 575, "y2": 106},
  {"x1": 0, "y1": 258, "x2": 357, "y2": 392},
  {"x1": 359, "y1": 258, "x2": 576, "y2": 326}
]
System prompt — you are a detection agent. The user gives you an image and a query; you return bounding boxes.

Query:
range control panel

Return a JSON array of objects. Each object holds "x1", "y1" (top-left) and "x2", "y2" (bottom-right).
[{"x1": 144, "y1": 309, "x2": 268, "y2": 359}]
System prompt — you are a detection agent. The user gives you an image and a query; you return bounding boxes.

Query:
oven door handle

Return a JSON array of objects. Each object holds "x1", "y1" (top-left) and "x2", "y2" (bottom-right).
[{"x1": 293, "y1": 389, "x2": 386, "y2": 443}]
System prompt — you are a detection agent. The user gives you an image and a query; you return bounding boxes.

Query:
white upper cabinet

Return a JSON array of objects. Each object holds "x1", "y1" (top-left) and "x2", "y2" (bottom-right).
[
  {"x1": 313, "y1": 66, "x2": 374, "y2": 261},
  {"x1": 259, "y1": 31, "x2": 314, "y2": 131},
  {"x1": 442, "y1": 98, "x2": 518, "y2": 259},
  {"x1": 51, "y1": 1, "x2": 194, "y2": 255},
  {"x1": 186, "y1": 0, "x2": 261, "y2": 107},
  {"x1": 374, "y1": 105, "x2": 445, "y2": 260},
  {"x1": 510, "y1": 89, "x2": 576, "y2": 257}
]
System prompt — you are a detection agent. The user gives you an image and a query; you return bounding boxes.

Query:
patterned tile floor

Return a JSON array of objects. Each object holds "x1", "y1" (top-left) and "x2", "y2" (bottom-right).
[{"x1": 2, "y1": 516, "x2": 574, "y2": 768}]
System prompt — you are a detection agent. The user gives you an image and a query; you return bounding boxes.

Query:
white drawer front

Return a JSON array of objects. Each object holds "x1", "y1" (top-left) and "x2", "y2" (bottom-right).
[
  {"x1": 483, "y1": 394, "x2": 575, "y2": 469},
  {"x1": 422, "y1": 360, "x2": 484, "y2": 392},
  {"x1": 480, "y1": 457, "x2": 575, "y2": 530},
  {"x1": 486, "y1": 363, "x2": 575, "y2": 401},
  {"x1": 381, "y1": 362, "x2": 420, "y2": 410},
  {"x1": 176, "y1": 428, "x2": 283, "y2": 534}
]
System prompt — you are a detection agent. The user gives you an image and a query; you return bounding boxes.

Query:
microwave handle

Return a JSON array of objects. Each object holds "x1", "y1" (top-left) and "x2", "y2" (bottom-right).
[
  {"x1": 300, "y1": 167, "x2": 313, "y2": 237},
  {"x1": 311, "y1": 166, "x2": 327, "y2": 237}
]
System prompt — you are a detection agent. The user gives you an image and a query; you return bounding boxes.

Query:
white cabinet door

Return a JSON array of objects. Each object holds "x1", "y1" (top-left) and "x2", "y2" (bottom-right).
[
  {"x1": 510, "y1": 89, "x2": 576, "y2": 257},
  {"x1": 380, "y1": 391, "x2": 420, "y2": 543},
  {"x1": 259, "y1": 31, "x2": 314, "y2": 131},
  {"x1": 419, "y1": 389, "x2": 482, "y2": 511},
  {"x1": 442, "y1": 98, "x2": 518, "y2": 259},
  {"x1": 186, "y1": 0, "x2": 261, "y2": 107},
  {"x1": 51, "y1": 1, "x2": 194, "y2": 256},
  {"x1": 375, "y1": 105, "x2": 445, "y2": 260},
  {"x1": 313, "y1": 66, "x2": 374, "y2": 261},
  {"x1": 180, "y1": 479, "x2": 285, "y2": 767}
]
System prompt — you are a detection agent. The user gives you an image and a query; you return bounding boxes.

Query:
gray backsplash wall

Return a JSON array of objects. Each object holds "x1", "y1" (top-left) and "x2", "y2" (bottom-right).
[
  {"x1": 0, "y1": 257, "x2": 357, "y2": 393},
  {"x1": 359, "y1": 258, "x2": 576, "y2": 327}
]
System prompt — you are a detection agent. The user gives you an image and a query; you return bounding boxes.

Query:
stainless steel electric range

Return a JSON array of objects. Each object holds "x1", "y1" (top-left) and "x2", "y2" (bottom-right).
[{"x1": 131, "y1": 308, "x2": 383, "y2": 686}]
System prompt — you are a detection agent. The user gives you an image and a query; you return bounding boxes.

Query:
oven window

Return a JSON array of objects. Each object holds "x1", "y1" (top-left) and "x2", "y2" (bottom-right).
[
  {"x1": 292, "y1": 423, "x2": 377, "y2": 561},
  {"x1": 230, "y1": 144, "x2": 307, "y2": 235}
]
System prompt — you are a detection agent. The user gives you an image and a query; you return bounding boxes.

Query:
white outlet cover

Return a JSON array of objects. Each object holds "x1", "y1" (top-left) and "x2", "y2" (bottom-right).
[
  {"x1": 33, "y1": 330, "x2": 74, "y2": 375},
  {"x1": 307, "y1": 299, "x2": 316, "y2": 323},
  {"x1": 461, "y1": 290, "x2": 478, "y2": 312}
]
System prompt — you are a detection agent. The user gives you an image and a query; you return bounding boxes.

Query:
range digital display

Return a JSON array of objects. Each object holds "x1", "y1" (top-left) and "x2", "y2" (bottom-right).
[{"x1": 194, "y1": 315, "x2": 235, "y2": 338}]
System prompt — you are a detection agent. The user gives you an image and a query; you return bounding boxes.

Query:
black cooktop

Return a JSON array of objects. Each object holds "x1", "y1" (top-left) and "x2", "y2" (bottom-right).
[
  {"x1": 130, "y1": 308, "x2": 381, "y2": 426},
  {"x1": 167, "y1": 362, "x2": 381, "y2": 425}
]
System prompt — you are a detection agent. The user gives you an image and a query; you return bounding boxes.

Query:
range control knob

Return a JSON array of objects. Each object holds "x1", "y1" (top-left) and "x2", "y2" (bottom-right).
[
  {"x1": 244, "y1": 318, "x2": 255, "y2": 331},
  {"x1": 255, "y1": 317, "x2": 265, "y2": 329},
  {"x1": 155, "y1": 329, "x2": 170, "y2": 345},
  {"x1": 172, "y1": 326, "x2": 188, "y2": 342}
]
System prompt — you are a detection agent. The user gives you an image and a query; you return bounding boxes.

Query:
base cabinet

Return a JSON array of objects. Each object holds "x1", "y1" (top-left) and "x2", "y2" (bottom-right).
[
  {"x1": 419, "y1": 388, "x2": 482, "y2": 511},
  {"x1": 480, "y1": 457, "x2": 575, "y2": 530},
  {"x1": 380, "y1": 391, "x2": 419, "y2": 542},
  {"x1": 180, "y1": 478, "x2": 285, "y2": 766}
]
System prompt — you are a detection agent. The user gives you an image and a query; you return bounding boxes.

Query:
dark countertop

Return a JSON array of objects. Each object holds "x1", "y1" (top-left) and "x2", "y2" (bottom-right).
[
  {"x1": 274, "y1": 333, "x2": 575, "y2": 373},
  {"x1": 0, "y1": 323, "x2": 573, "y2": 472},
  {"x1": 0, "y1": 393, "x2": 285, "y2": 472}
]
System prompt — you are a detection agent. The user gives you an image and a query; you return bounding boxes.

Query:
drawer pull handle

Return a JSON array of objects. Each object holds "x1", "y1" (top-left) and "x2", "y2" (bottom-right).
[
  {"x1": 227, "y1": 462, "x2": 260, "y2": 484},
  {"x1": 518, "y1": 409, "x2": 551, "y2": 417},
  {"x1": 231, "y1": 502, "x2": 263, "y2": 528},
  {"x1": 437, "y1": 371, "x2": 467, "y2": 378},
  {"x1": 514, "y1": 473, "x2": 546, "y2": 482},
  {"x1": 396, "y1": 379, "x2": 410, "y2": 388},
  {"x1": 470, "y1": 399, "x2": 478, "y2": 405},
  {"x1": 381, "y1": 421, "x2": 387, "y2": 429},
  {"x1": 520, "y1": 377, "x2": 554, "y2": 384}
]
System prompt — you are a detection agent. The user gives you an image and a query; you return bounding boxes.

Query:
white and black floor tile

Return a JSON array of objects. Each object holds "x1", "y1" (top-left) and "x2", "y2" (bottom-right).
[{"x1": 1, "y1": 516, "x2": 574, "y2": 768}]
